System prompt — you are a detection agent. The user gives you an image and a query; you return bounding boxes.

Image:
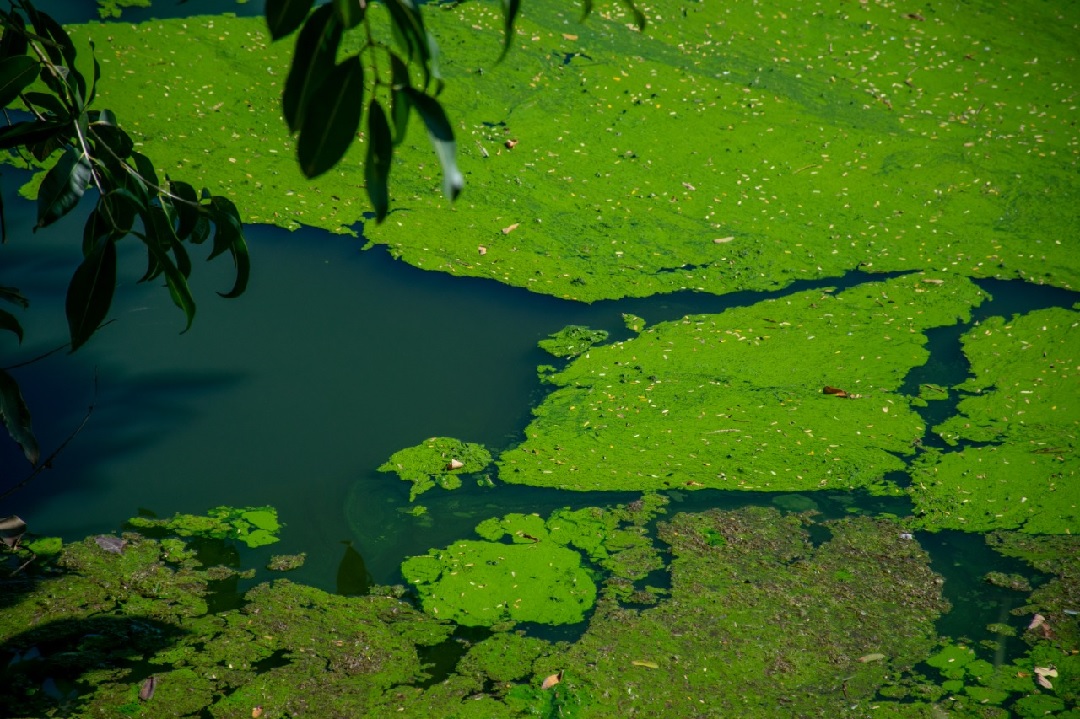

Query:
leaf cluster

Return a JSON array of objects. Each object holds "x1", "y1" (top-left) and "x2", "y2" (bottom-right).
[
  {"x1": 265, "y1": 0, "x2": 645, "y2": 222},
  {"x1": 0, "y1": 1, "x2": 249, "y2": 469}
]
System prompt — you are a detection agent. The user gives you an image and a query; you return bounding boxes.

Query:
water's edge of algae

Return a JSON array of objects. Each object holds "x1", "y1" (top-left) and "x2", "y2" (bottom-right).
[{"x1": 3, "y1": 504, "x2": 1077, "y2": 717}]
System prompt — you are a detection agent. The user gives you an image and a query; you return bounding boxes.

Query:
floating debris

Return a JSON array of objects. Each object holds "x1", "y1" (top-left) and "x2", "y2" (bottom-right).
[
  {"x1": 541, "y1": 670, "x2": 563, "y2": 689},
  {"x1": 0, "y1": 515, "x2": 27, "y2": 548},
  {"x1": 94, "y1": 536, "x2": 127, "y2": 554},
  {"x1": 139, "y1": 676, "x2": 157, "y2": 701}
]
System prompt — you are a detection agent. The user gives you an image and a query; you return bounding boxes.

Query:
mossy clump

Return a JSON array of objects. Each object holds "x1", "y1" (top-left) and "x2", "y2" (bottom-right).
[
  {"x1": 126, "y1": 506, "x2": 282, "y2": 548},
  {"x1": 267, "y1": 553, "x2": 306, "y2": 572},
  {"x1": 379, "y1": 437, "x2": 493, "y2": 501},
  {"x1": 538, "y1": 326, "x2": 609, "y2": 359},
  {"x1": 528, "y1": 506, "x2": 949, "y2": 717}
]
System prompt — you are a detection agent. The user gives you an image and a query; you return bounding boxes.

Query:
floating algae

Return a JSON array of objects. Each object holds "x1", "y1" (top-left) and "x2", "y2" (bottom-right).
[
  {"x1": 401, "y1": 521, "x2": 598, "y2": 627},
  {"x1": 401, "y1": 498, "x2": 667, "y2": 627},
  {"x1": 538, "y1": 326, "x2": 610, "y2": 359},
  {"x1": 48, "y1": 0, "x2": 1080, "y2": 302},
  {"x1": 500, "y1": 273, "x2": 987, "y2": 493},
  {"x1": 378, "y1": 437, "x2": 493, "y2": 501},
  {"x1": 909, "y1": 308, "x2": 1080, "y2": 533},
  {"x1": 126, "y1": 505, "x2": 282, "y2": 548}
]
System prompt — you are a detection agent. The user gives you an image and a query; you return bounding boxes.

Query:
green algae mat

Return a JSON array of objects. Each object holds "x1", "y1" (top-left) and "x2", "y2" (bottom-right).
[
  {"x1": 3, "y1": 0, "x2": 1080, "y2": 715},
  {"x1": 43, "y1": 0, "x2": 1078, "y2": 302}
]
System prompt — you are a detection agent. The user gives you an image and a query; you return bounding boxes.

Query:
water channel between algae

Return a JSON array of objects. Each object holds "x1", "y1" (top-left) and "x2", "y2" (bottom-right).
[{"x1": 1, "y1": 0, "x2": 1079, "y2": 716}]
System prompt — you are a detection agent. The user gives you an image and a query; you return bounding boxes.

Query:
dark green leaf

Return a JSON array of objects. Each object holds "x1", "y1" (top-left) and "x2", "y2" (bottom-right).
[
  {"x1": 403, "y1": 89, "x2": 463, "y2": 201},
  {"x1": 266, "y1": 0, "x2": 316, "y2": 41},
  {"x1": 0, "y1": 308, "x2": 23, "y2": 342},
  {"x1": 282, "y1": 4, "x2": 341, "y2": 133},
  {"x1": 87, "y1": 39, "x2": 100, "y2": 106},
  {"x1": 0, "y1": 368, "x2": 38, "y2": 466},
  {"x1": 297, "y1": 54, "x2": 363, "y2": 178},
  {"x1": 0, "y1": 55, "x2": 39, "y2": 109},
  {"x1": 36, "y1": 146, "x2": 92, "y2": 229},
  {"x1": 499, "y1": 0, "x2": 521, "y2": 61},
  {"x1": 146, "y1": 204, "x2": 192, "y2": 279},
  {"x1": 25, "y1": 5, "x2": 86, "y2": 101},
  {"x1": 167, "y1": 179, "x2": 200, "y2": 240},
  {"x1": 82, "y1": 197, "x2": 134, "y2": 255},
  {"x1": 385, "y1": 0, "x2": 432, "y2": 86},
  {"x1": 389, "y1": 54, "x2": 412, "y2": 146},
  {"x1": 90, "y1": 122, "x2": 133, "y2": 160},
  {"x1": 66, "y1": 237, "x2": 116, "y2": 351},
  {"x1": 189, "y1": 212, "x2": 210, "y2": 245},
  {"x1": 365, "y1": 99, "x2": 393, "y2": 223},
  {"x1": 127, "y1": 151, "x2": 158, "y2": 203},
  {"x1": 21, "y1": 90, "x2": 68, "y2": 118},
  {"x1": 208, "y1": 196, "x2": 250, "y2": 299},
  {"x1": 333, "y1": 0, "x2": 365, "y2": 29},
  {"x1": 580, "y1": 0, "x2": 593, "y2": 21},
  {"x1": 0, "y1": 11, "x2": 29, "y2": 60},
  {"x1": 0, "y1": 286, "x2": 29, "y2": 309},
  {"x1": 140, "y1": 206, "x2": 196, "y2": 331}
]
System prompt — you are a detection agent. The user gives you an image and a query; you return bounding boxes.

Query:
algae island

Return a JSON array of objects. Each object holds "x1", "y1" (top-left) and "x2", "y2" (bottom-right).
[{"x1": 2, "y1": 0, "x2": 1079, "y2": 716}]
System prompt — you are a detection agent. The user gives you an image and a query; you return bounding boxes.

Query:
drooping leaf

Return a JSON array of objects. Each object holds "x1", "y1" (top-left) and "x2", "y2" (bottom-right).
[
  {"x1": 499, "y1": 0, "x2": 521, "y2": 61},
  {"x1": 0, "y1": 11, "x2": 28, "y2": 61},
  {"x1": 87, "y1": 38, "x2": 100, "y2": 106},
  {"x1": 66, "y1": 237, "x2": 117, "y2": 351},
  {"x1": 139, "y1": 206, "x2": 196, "y2": 331},
  {"x1": 143, "y1": 204, "x2": 193, "y2": 279},
  {"x1": 266, "y1": 0, "x2": 316, "y2": 41},
  {"x1": 0, "y1": 55, "x2": 40, "y2": 109},
  {"x1": 25, "y1": 5, "x2": 86, "y2": 101},
  {"x1": 403, "y1": 88, "x2": 463, "y2": 201},
  {"x1": 389, "y1": 54, "x2": 412, "y2": 146},
  {"x1": 364, "y1": 99, "x2": 393, "y2": 222},
  {"x1": 208, "y1": 196, "x2": 250, "y2": 299},
  {"x1": 21, "y1": 90, "x2": 68, "y2": 118},
  {"x1": 127, "y1": 150, "x2": 158, "y2": 203},
  {"x1": 0, "y1": 308, "x2": 23, "y2": 342},
  {"x1": 36, "y1": 146, "x2": 92, "y2": 229},
  {"x1": 167, "y1": 179, "x2": 200, "y2": 240},
  {"x1": 282, "y1": 4, "x2": 341, "y2": 133},
  {"x1": 385, "y1": 0, "x2": 432, "y2": 86},
  {"x1": 0, "y1": 368, "x2": 39, "y2": 466},
  {"x1": 0, "y1": 119, "x2": 65, "y2": 150},
  {"x1": 90, "y1": 121, "x2": 133, "y2": 161},
  {"x1": 333, "y1": 0, "x2": 365, "y2": 29},
  {"x1": 297, "y1": 54, "x2": 363, "y2": 178},
  {"x1": 0, "y1": 286, "x2": 28, "y2": 308}
]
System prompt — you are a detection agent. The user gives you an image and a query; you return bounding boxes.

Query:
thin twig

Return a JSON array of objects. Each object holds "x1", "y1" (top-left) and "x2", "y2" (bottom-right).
[
  {"x1": 0, "y1": 372, "x2": 98, "y2": 503},
  {"x1": 1, "y1": 319, "x2": 115, "y2": 371}
]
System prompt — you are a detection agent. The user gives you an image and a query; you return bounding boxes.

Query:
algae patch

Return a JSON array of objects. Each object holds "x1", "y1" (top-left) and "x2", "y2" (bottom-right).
[
  {"x1": 401, "y1": 497, "x2": 667, "y2": 627},
  {"x1": 127, "y1": 505, "x2": 282, "y2": 548},
  {"x1": 909, "y1": 308, "x2": 1080, "y2": 533},
  {"x1": 538, "y1": 325, "x2": 610, "y2": 359},
  {"x1": 500, "y1": 273, "x2": 987, "y2": 493},
  {"x1": 379, "y1": 436, "x2": 494, "y2": 501}
]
